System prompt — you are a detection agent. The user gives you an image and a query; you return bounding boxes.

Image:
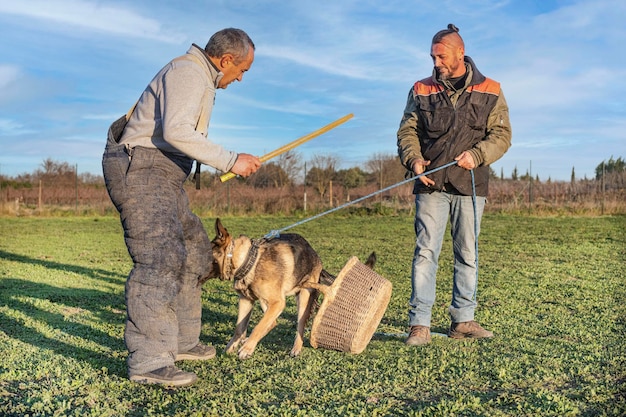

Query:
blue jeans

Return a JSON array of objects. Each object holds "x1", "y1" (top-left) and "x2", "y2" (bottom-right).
[{"x1": 408, "y1": 191, "x2": 486, "y2": 327}]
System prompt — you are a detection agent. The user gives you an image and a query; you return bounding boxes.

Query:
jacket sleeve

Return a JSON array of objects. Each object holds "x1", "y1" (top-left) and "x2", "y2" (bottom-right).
[
  {"x1": 467, "y1": 90, "x2": 512, "y2": 166},
  {"x1": 396, "y1": 88, "x2": 423, "y2": 172}
]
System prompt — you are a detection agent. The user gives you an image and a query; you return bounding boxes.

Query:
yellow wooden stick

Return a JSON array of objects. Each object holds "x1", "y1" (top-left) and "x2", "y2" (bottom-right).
[{"x1": 219, "y1": 113, "x2": 354, "y2": 182}]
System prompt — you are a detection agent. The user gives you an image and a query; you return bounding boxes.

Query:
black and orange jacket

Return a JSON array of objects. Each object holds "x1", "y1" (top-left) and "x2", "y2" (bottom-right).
[{"x1": 397, "y1": 56, "x2": 512, "y2": 196}]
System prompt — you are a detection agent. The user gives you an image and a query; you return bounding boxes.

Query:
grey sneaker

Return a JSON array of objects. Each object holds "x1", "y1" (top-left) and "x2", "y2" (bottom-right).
[
  {"x1": 130, "y1": 365, "x2": 197, "y2": 387},
  {"x1": 406, "y1": 325, "x2": 431, "y2": 346},
  {"x1": 176, "y1": 343, "x2": 217, "y2": 361},
  {"x1": 448, "y1": 321, "x2": 494, "y2": 339}
]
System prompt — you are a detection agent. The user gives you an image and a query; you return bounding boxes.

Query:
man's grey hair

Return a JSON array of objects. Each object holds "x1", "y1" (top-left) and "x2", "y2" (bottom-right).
[{"x1": 205, "y1": 28, "x2": 255, "y2": 64}]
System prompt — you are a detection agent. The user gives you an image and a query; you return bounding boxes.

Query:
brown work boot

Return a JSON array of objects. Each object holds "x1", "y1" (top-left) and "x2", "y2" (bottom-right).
[
  {"x1": 406, "y1": 325, "x2": 431, "y2": 346},
  {"x1": 448, "y1": 320, "x2": 494, "y2": 339},
  {"x1": 176, "y1": 343, "x2": 217, "y2": 361},
  {"x1": 130, "y1": 365, "x2": 197, "y2": 387}
]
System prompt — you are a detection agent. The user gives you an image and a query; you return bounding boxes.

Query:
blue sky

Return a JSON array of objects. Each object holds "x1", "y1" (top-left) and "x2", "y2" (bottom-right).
[{"x1": 0, "y1": 0, "x2": 624, "y2": 181}]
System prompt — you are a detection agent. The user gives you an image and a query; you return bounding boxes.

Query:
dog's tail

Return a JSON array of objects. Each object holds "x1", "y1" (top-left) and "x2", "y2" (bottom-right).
[
  {"x1": 364, "y1": 251, "x2": 377, "y2": 269},
  {"x1": 318, "y1": 269, "x2": 336, "y2": 286}
]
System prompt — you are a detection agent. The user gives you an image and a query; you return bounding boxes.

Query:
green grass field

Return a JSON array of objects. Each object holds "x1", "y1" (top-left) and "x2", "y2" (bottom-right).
[{"x1": 1, "y1": 214, "x2": 624, "y2": 416}]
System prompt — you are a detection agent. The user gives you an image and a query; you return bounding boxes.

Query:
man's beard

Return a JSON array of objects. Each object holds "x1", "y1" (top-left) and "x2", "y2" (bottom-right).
[
  {"x1": 435, "y1": 60, "x2": 464, "y2": 81},
  {"x1": 436, "y1": 65, "x2": 457, "y2": 80}
]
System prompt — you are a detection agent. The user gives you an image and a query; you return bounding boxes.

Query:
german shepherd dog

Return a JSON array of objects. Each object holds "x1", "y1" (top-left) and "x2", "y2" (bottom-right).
[{"x1": 209, "y1": 218, "x2": 374, "y2": 359}]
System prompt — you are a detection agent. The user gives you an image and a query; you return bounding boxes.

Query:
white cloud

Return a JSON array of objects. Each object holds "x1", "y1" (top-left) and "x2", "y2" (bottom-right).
[
  {"x1": 258, "y1": 45, "x2": 378, "y2": 81},
  {"x1": 0, "y1": 65, "x2": 20, "y2": 89},
  {"x1": 258, "y1": 35, "x2": 423, "y2": 84},
  {"x1": 0, "y1": 0, "x2": 185, "y2": 43},
  {"x1": 82, "y1": 113, "x2": 124, "y2": 121},
  {"x1": 0, "y1": 118, "x2": 37, "y2": 135}
]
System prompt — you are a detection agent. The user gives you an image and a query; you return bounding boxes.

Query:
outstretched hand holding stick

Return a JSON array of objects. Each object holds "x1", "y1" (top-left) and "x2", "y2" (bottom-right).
[{"x1": 220, "y1": 113, "x2": 354, "y2": 182}]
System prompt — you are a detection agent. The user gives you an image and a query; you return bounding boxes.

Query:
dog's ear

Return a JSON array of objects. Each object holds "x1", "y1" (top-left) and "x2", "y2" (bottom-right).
[{"x1": 215, "y1": 218, "x2": 229, "y2": 241}]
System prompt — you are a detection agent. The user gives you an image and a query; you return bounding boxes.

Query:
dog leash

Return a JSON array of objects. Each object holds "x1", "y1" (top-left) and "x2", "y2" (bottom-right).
[
  {"x1": 263, "y1": 159, "x2": 480, "y2": 301},
  {"x1": 264, "y1": 160, "x2": 460, "y2": 239},
  {"x1": 470, "y1": 168, "x2": 479, "y2": 301}
]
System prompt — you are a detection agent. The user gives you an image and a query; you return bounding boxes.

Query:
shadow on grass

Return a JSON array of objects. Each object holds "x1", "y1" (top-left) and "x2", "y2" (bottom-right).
[
  {"x1": 0, "y1": 250, "x2": 251, "y2": 376},
  {"x1": 0, "y1": 250, "x2": 125, "y2": 286},
  {"x1": 0, "y1": 249, "x2": 128, "y2": 378}
]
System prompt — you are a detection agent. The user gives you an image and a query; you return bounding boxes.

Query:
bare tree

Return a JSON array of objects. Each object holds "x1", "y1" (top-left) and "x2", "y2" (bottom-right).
[
  {"x1": 307, "y1": 154, "x2": 339, "y2": 197},
  {"x1": 276, "y1": 150, "x2": 302, "y2": 186},
  {"x1": 36, "y1": 158, "x2": 76, "y2": 186},
  {"x1": 365, "y1": 152, "x2": 405, "y2": 189},
  {"x1": 249, "y1": 162, "x2": 290, "y2": 188}
]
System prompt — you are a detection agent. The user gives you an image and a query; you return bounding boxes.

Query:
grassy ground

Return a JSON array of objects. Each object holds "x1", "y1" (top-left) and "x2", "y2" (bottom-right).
[{"x1": 0, "y1": 214, "x2": 624, "y2": 416}]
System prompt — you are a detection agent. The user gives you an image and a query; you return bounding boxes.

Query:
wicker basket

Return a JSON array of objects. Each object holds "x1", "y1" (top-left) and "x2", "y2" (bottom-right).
[{"x1": 310, "y1": 256, "x2": 392, "y2": 354}]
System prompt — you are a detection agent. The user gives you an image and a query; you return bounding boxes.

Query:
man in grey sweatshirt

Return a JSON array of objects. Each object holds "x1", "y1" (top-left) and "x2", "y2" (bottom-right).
[{"x1": 102, "y1": 28, "x2": 261, "y2": 387}]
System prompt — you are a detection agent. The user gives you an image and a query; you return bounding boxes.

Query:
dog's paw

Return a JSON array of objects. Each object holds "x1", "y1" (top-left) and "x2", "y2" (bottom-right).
[
  {"x1": 238, "y1": 348, "x2": 254, "y2": 360},
  {"x1": 238, "y1": 341, "x2": 256, "y2": 360},
  {"x1": 289, "y1": 347, "x2": 302, "y2": 357},
  {"x1": 225, "y1": 336, "x2": 247, "y2": 354}
]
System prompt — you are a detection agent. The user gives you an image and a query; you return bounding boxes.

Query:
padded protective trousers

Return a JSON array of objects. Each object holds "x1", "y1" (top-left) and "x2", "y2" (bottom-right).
[{"x1": 102, "y1": 142, "x2": 211, "y2": 377}]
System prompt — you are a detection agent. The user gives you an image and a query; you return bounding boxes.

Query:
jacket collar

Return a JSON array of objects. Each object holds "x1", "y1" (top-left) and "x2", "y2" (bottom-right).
[
  {"x1": 189, "y1": 43, "x2": 224, "y2": 88},
  {"x1": 431, "y1": 55, "x2": 486, "y2": 89}
]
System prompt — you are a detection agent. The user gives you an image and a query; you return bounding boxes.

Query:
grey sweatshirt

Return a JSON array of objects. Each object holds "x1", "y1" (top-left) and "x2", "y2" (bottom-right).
[{"x1": 120, "y1": 44, "x2": 238, "y2": 172}]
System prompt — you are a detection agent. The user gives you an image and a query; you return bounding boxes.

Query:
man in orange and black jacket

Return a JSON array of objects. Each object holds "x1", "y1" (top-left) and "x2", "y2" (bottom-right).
[{"x1": 397, "y1": 24, "x2": 512, "y2": 346}]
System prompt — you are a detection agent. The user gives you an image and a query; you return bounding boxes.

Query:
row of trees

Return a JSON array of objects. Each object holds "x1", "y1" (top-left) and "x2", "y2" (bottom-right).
[
  {"x1": 4, "y1": 154, "x2": 625, "y2": 191},
  {"x1": 1, "y1": 155, "x2": 624, "y2": 216},
  {"x1": 240, "y1": 151, "x2": 407, "y2": 198},
  {"x1": 3, "y1": 159, "x2": 102, "y2": 188},
  {"x1": 196, "y1": 152, "x2": 626, "y2": 194}
]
